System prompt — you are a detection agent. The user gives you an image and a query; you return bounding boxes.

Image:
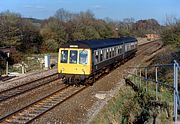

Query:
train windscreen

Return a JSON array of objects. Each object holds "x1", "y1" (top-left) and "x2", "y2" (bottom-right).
[
  {"x1": 79, "y1": 50, "x2": 88, "y2": 64},
  {"x1": 61, "y1": 50, "x2": 68, "y2": 63},
  {"x1": 70, "y1": 50, "x2": 78, "y2": 64}
]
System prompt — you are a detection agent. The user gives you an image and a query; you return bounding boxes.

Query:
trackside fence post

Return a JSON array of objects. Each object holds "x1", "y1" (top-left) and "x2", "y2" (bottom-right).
[
  {"x1": 174, "y1": 60, "x2": 179, "y2": 124},
  {"x1": 128, "y1": 61, "x2": 180, "y2": 123},
  {"x1": 155, "y1": 67, "x2": 158, "y2": 100},
  {"x1": 139, "y1": 69, "x2": 142, "y2": 87},
  {"x1": 136, "y1": 69, "x2": 138, "y2": 84},
  {"x1": 145, "y1": 67, "x2": 148, "y2": 91}
]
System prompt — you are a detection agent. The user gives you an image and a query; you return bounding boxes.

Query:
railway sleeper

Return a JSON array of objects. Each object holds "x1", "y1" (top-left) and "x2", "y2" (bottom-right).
[{"x1": 11, "y1": 119, "x2": 25, "y2": 124}]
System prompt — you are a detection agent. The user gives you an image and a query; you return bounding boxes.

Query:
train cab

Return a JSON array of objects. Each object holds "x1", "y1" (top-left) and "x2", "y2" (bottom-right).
[{"x1": 58, "y1": 46, "x2": 92, "y2": 83}]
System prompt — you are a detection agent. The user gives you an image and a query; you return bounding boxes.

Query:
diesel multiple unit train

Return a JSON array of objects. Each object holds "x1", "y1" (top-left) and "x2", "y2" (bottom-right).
[{"x1": 58, "y1": 36, "x2": 138, "y2": 84}]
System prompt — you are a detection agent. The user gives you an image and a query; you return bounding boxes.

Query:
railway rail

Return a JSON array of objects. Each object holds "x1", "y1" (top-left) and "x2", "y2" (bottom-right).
[
  {"x1": 0, "y1": 85, "x2": 87, "y2": 124},
  {"x1": 0, "y1": 69, "x2": 57, "y2": 85},
  {"x1": 0, "y1": 73, "x2": 59, "y2": 102},
  {"x1": 137, "y1": 41, "x2": 161, "y2": 55},
  {"x1": 0, "y1": 76, "x2": 16, "y2": 82}
]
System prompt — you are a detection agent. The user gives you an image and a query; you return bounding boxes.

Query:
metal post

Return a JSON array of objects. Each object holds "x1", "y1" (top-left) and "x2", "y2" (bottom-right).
[
  {"x1": 139, "y1": 69, "x2": 142, "y2": 87},
  {"x1": 22, "y1": 61, "x2": 25, "y2": 74},
  {"x1": 173, "y1": 62, "x2": 177, "y2": 123},
  {"x1": 155, "y1": 67, "x2": 158, "y2": 100},
  {"x1": 133, "y1": 69, "x2": 135, "y2": 83},
  {"x1": 136, "y1": 69, "x2": 138, "y2": 84},
  {"x1": 175, "y1": 63, "x2": 178, "y2": 124},
  {"x1": 6, "y1": 52, "x2": 9, "y2": 76},
  {"x1": 145, "y1": 67, "x2": 148, "y2": 91},
  {"x1": 6, "y1": 60, "x2": 8, "y2": 75}
]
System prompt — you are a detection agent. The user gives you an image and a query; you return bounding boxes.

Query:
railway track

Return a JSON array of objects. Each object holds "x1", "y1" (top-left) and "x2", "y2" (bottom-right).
[
  {"x1": 0, "y1": 76, "x2": 16, "y2": 82},
  {"x1": 137, "y1": 41, "x2": 161, "y2": 55},
  {"x1": 0, "y1": 73, "x2": 59, "y2": 102},
  {"x1": 0, "y1": 69, "x2": 57, "y2": 85},
  {"x1": 0, "y1": 85, "x2": 87, "y2": 124}
]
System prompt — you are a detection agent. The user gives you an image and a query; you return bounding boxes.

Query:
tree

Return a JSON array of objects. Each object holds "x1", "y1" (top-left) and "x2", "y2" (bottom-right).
[
  {"x1": 18, "y1": 19, "x2": 42, "y2": 53},
  {"x1": 133, "y1": 19, "x2": 160, "y2": 36},
  {"x1": 0, "y1": 11, "x2": 42, "y2": 53},
  {"x1": 54, "y1": 8, "x2": 74, "y2": 22},
  {"x1": 161, "y1": 21, "x2": 180, "y2": 47},
  {"x1": 0, "y1": 11, "x2": 22, "y2": 46},
  {"x1": 40, "y1": 17, "x2": 67, "y2": 52}
]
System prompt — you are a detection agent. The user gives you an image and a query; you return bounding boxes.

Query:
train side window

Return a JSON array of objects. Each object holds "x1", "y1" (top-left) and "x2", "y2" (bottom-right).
[
  {"x1": 69, "y1": 50, "x2": 78, "y2": 64},
  {"x1": 120, "y1": 48, "x2": 122, "y2": 54},
  {"x1": 112, "y1": 47, "x2": 115, "y2": 57},
  {"x1": 116, "y1": 47, "x2": 118, "y2": 55},
  {"x1": 95, "y1": 51, "x2": 99, "y2": 64},
  {"x1": 117, "y1": 46, "x2": 120, "y2": 54},
  {"x1": 109, "y1": 48, "x2": 111, "y2": 58},
  {"x1": 100, "y1": 50, "x2": 103, "y2": 61},
  {"x1": 106, "y1": 49, "x2": 109, "y2": 59},
  {"x1": 127, "y1": 45, "x2": 129, "y2": 51},
  {"x1": 79, "y1": 50, "x2": 88, "y2": 64},
  {"x1": 61, "y1": 50, "x2": 68, "y2": 63},
  {"x1": 125, "y1": 45, "x2": 128, "y2": 52},
  {"x1": 103, "y1": 49, "x2": 106, "y2": 60}
]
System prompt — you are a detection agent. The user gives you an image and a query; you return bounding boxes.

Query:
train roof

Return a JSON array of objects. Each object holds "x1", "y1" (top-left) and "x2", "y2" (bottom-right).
[{"x1": 60, "y1": 36, "x2": 137, "y2": 49}]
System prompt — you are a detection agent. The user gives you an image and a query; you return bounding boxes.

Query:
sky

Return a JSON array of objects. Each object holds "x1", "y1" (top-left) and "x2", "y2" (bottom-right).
[{"x1": 0, "y1": 0, "x2": 180, "y2": 24}]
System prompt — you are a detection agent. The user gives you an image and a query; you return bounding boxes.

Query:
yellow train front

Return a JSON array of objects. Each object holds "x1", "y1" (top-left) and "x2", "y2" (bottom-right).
[
  {"x1": 58, "y1": 44, "x2": 92, "y2": 84},
  {"x1": 58, "y1": 37, "x2": 138, "y2": 84}
]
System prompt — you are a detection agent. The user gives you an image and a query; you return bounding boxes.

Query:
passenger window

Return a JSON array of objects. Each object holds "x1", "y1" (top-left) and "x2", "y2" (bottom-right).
[
  {"x1": 100, "y1": 54, "x2": 103, "y2": 61},
  {"x1": 79, "y1": 50, "x2": 88, "y2": 64},
  {"x1": 103, "y1": 50, "x2": 106, "y2": 60},
  {"x1": 61, "y1": 50, "x2": 68, "y2": 63},
  {"x1": 112, "y1": 50, "x2": 115, "y2": 57},
  {"x1": 106, "y1": 50, "x2": 109, "y2": 59},
  {"x1": 95, "y1": 51, "x2": 99, "y2": 64},
  {"x1": 100, "y1": 50, "x2": 103, "y2": 61},
  {"x1": 70, "y1": 50, "x2": 78, "y2": 64},
  {"x1": 109, "y1": 49, "x2": 111, "y2": 58}
]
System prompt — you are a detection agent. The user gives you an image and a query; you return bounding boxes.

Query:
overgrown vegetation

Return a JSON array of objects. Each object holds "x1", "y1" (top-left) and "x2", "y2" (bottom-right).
[
  {"x1": 161, "y1": 20, "x2": 180, "y2": 48},
  {"x1": 92, "y1": 78, "x2": 173, "y2": 124}
]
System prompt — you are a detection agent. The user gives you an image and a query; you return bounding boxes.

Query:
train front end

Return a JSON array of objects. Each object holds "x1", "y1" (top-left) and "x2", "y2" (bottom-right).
[{"x1": 58, "y1": 47, "x2": 92, "y2": 84}]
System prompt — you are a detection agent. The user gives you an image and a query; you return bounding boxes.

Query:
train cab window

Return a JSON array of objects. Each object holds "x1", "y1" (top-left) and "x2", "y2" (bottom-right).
[
  {"x1": 69, "y1": 50, "x2": 78, "y2": 64},
  {"x1": 61, "y1": 50, "x2": 68, "y2": 63},
  {"x1": 79, "y1": 50, "x2": 88, "y2": 64}
]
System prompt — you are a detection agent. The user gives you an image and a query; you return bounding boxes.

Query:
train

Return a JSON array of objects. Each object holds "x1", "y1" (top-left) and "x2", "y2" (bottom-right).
[{"x1": 58, "y1": 36, "x2": 138, "y2": 84}]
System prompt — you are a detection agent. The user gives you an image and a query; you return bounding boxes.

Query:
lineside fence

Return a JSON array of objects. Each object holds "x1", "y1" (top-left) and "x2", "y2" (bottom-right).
[{"x1": 126, "y1": 60, "x2": 180, "y2": 124}]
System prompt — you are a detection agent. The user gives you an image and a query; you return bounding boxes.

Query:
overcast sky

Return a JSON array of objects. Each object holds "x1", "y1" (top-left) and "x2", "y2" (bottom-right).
[{"x1": 0, "y1": 0, "x2": 179, "y2": 24}]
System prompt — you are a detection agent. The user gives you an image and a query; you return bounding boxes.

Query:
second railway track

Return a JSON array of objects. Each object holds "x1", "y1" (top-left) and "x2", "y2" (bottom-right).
[{"x1": 0, "y1": 73, "x2": 59, "y2": 102}]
